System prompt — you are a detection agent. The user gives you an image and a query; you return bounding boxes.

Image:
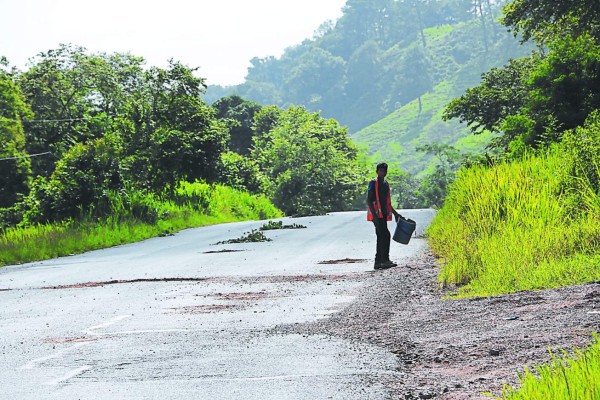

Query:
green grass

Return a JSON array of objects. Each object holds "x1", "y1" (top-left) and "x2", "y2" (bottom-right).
[
  {"x1": 427, "y1": 118, "x2": 600, "y2": 398},
  {"x1": 423, "y1": 24, "x2": 456, "y2": 42},
  {"x1": 0, "y1": 182, "x2": 282, "y2": 267},
  {"x1": 427, "y1": 147, "x2": 600, "y2": 298},
  {"x1": 495, "y1": 335, "x2": 600, "y2": 400}
]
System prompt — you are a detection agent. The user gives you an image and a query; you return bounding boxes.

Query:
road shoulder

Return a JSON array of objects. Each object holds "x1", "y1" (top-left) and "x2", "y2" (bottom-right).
[{"x1": 274, "y1": 252, "x2": 600, "y2": 399}]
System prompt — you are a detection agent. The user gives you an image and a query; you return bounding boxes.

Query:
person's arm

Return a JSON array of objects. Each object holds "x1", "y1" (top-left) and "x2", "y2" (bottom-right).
[
  {"x1": 367, "y1": 181, "x2": 379, "y2": 218},
  {"x1": 390, "y1": 204, "x2": 401, "y2": 221}
]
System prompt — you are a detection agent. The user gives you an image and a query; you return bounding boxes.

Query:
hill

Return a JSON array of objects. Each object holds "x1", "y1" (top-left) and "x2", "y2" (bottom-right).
[
  {"x1": 352, "y1": 21, "x2": 534, "y2": 174},
  {"x1": 204, "y1": 0, "x2": 534, "y2": 175}
]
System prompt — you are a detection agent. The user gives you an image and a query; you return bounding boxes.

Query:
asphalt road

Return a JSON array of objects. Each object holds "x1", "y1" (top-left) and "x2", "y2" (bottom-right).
[{"x1": 0, "y1": 209, "x2": 435, "y2": 399}]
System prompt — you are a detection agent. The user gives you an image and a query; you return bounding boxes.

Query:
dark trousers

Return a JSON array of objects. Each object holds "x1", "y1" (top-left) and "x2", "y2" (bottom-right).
[{"x1": 372, "y1": 217, "x2": 390, "y2": 262}]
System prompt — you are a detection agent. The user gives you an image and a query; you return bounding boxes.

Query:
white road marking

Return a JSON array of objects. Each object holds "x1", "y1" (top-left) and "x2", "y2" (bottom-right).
[
  {"x1": 82, "y1": 314, "x2": 130, "y2": 335},
  {"x1": 21, "y1": 314, "x2": 130, "y2": 386},
  {"x1": 44, "y1": 365, "x2": 91, "y2": 386},
  {"x1": 19, "y1": 342, "x2": 89, "y2": 370}
]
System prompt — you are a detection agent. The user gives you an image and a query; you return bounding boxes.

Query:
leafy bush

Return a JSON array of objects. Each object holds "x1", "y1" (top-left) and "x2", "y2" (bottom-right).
[
  {"x1": 218, "y1": 151, "x2": 268, "y2": 194},
  {"x1": 252, "y1": 106, "x2": 367, "y2": 216},
  {"x1": 0, "y1": 74, "x2": 32, "y2": 208},
  {"x1": 563, "y1": 110, "x2": 600, "y2": 192},
  {"x1": 20, "y1": 136, "x2": 122, "y2": 224}
]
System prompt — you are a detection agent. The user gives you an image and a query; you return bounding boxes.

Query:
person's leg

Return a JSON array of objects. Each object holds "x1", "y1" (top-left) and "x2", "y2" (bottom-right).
[
  {"x1": 373, "y1": 219, "x2": 387, "y2": 268},
  {"x1": 375, "y1": 219, "x2": 396, "y2": 267},
  {"x1": 382, "y1": 220, "x2": 391, "y2": 262}
]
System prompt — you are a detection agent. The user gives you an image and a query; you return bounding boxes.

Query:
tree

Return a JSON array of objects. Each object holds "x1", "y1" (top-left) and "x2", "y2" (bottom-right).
[
  {"x1": 18, "y1": 45, "x2": 146, "y2": 177},
  {"x1": 117, "y1": 60, "x2": 229, "y2": 190},
  {"x1": 0, "y1": 72, "x2": 33, "y2": 207},
  {"x1": 21, "y1": 135, "x2": 123, "y2": 223},
  {"x1": 251, "y1": 106, "x2": 366, "y2": 215},
  {"x1": 446, "y1": 34, "x2": 600, "y2": 153},
  {"x1": 283, "y1": 47, "x2": 345, "y2": 107},
  {"x1": 400, "y1": 0, "x2": 431, "y2": 48},
  {"x1": 502, "y1": 0, "x2": 600, "y2": 44},
  {"x1": 443, "y1": 56, "x2": 539, "y2": 133},
  {"x1": 415, "y1": 143, "x2": 462, "y2": 207},
  {"x1": 212, "y1": 95, "x2": 262, "y2": 155},
  {"x1": 392, "y1": 47, "x2": 433, "y2": 113},
  {"x1": 14, "y1": 45, "x2": 233, "y2": 225},
  {"x1": 218, "y1": 151, "x2": 267, "y2": 194},
  {"x1": 524, "y1": 34, "x2": 600, "y2": 145},
  {"x1": 385, "y1": 166, "x2": 426, "y2": 209},
  {"x1": 344, "y1": 40, "x2": 383, "y2": 100}
]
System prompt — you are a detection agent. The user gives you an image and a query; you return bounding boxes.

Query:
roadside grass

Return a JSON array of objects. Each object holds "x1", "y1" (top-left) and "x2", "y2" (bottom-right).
[
  {"x1": 0, "y1": 181, "x2": 282, "y2": 267},
  {"x1": 426, "y1": 119, "x2": 600, "y2": 399},
  {"x1": 427, "y1": 146, "x2": 600, "y2": 298},
  {"x1": 495, "y1": 335, "x2": 600, "y2": 400}
]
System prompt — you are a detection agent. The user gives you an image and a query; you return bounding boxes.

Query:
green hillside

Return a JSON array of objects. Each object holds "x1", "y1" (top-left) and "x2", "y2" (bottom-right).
[
  {"x1": 352, "y1": 81, "x2": 493, "y2": 174},
  {"x1": 352, "y1": 21, "x2": 533, "y2": 174},
  {"x1": 205, "y1": 1, "x2": 534, "y2": 176}
]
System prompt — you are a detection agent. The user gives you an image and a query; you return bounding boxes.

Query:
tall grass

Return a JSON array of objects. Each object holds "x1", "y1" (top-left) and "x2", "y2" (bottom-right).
[
  {"x1": 427, "y1": 145, "x2": 600, "y2": 297},
  {"x1": 497, "y1": 335, "x2": 600, "y2": 400},
  {"x1": 428, "y1": 115, "x2": 600, "y2": 399},
  {"x1": 0, "y1": 181, "x2": 282, "y2": 266}
]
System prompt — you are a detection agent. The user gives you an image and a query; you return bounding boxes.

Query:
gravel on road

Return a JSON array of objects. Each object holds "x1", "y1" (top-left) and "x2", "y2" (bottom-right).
[{"x1": 274, "y1": 252, "x2": 600, "y2": 399}]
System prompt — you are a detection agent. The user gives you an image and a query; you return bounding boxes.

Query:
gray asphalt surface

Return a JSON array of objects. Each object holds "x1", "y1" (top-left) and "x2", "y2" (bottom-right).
[{"x1": 0, "y1": 209, "x2": 435, "y2": 399}]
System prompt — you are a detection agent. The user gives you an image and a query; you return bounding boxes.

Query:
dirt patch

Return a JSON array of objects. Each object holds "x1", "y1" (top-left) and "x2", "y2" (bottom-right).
[
  {"x1": 257, "y1": 272, "x2": 367, "y2": 284},
  {"x1": 274, "y1": 253, "x2": 600, "y2": 399},
  {"x1": 318, "y1": 258, "x2": 368, "y2": 265},
  {"x1": 167, "y1": 304, "x2": 240, "y2": 314},
  {"x1": 39, "y1": 273, "x2": 366, "y2": 290},
  {"x1": 211, "y1": 291, "x2": 270, "y2": 301},
  {"x1": 42, "y1": 277, "x2": 216, "y2": 289}
]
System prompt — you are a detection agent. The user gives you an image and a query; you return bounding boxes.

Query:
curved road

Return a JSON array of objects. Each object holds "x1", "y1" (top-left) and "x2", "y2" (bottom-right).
[{"x1": 0, "y1": 209, "x2": 435, "y2": 399}]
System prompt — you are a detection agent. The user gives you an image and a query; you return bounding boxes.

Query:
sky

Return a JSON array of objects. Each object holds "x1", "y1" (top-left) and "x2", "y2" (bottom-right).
[{"x1": 0, "y1": 0, "x2": 346, "y2": 86}]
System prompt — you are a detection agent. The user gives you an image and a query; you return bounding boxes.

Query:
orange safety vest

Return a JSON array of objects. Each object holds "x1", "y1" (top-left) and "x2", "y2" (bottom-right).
[{"x1": 367, "y1": 178, "x2": 392, "y2": 221}]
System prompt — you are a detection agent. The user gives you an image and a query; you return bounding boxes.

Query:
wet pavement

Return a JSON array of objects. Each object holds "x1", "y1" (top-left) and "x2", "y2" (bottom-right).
[{"x1": 0, "y1": 210, "x2": 435, "y2": 399}]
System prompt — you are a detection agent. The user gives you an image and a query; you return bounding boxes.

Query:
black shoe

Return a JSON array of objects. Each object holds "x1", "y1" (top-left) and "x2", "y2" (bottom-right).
[
  {"x1": 374, "y1": 262, "x2": 392, "y2": 270},
  {"x1": 382, "y1": 260, "x2": 397, "y2": 268}
]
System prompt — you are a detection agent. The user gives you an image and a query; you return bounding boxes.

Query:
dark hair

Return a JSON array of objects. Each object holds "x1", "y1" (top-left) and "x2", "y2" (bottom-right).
[{"x1": 376, "y1": 162, "x2": 388, "y2": 171}]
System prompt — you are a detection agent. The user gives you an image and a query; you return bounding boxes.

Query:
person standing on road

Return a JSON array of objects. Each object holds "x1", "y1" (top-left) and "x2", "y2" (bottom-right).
[{"x1": 367, "y1": 162, "x2": 401, "y2": 270}]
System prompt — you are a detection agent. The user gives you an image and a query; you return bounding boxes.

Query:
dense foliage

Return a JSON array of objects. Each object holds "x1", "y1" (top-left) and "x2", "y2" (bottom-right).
[
  {"x1": 204, "y1": 0, "x2": 535, "y2": 208},
  {"x1": 502, "y1": 0, "x2": 600, "y2": 43},
  {"x1": 0, "y1": 181, "x2": 282, "y2": 266},
  {"x1": 251, "y1": 105, "x2": 367, "y2": 215},
  {"x1": 445, "y1": 0, "x2": 600, "y2": 158},
  {"x1": 0, "y1": 69, "x2": 32, "y2": 208},
  {"x1": 0, "y1": 47, "x2": 369, "y2": 230},
  {"x1": 429, "y1": 1, "x2": 600, "y2": 392}
]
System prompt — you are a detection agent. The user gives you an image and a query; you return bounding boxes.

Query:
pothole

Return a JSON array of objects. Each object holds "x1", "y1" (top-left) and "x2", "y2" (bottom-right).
[{"x1": 203, "y1": 249, "x2": 246, "y2": 254}]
